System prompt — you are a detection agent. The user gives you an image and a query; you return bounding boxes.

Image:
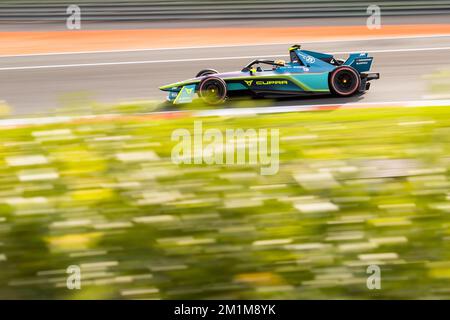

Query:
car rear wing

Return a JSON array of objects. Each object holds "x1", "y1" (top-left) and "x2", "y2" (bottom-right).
[{"x1": 344, "y1": 53, "x2": 374, "y2": 73}]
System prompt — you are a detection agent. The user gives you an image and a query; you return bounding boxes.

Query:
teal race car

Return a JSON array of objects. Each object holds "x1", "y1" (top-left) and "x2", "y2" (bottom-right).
[{"x1": 159, "y1": 44, "x2": 380, "y2": 105}]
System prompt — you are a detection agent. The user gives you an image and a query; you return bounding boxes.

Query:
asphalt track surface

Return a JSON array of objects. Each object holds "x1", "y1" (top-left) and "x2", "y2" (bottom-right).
[{"x1": 1, "y1": 35, "x2": 450, "y2": 115}]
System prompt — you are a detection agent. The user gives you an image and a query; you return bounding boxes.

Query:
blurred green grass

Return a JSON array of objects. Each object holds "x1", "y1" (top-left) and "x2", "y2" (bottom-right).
[{"x1": 0, "y1": 105, "x2": 450, "y2": 299}]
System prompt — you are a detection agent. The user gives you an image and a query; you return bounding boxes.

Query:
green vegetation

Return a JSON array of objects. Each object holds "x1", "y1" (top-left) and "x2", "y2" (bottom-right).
[{"x1": 0, "y1": 105, "x2": 450, "y2": 299}]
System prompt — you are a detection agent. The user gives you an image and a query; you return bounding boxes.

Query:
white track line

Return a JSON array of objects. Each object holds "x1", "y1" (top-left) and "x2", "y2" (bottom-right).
[
  {"x1": 1, "y1": 99, "x2": 449, "y2": 127},
  {"x1": 1, "y1": 34, "x2": 450, "y2": 58},
  {"x1": 1, "y1": 46, "x2": 450, "y2": 71},
  {"x1": 196, "y1": 99, "x2": 450, "y2": 117}
]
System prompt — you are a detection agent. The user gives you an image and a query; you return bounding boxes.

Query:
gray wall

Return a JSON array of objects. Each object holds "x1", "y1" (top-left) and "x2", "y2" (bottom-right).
[{"x1": 1, "y1": 0, "x2": 450, "y2": 22}]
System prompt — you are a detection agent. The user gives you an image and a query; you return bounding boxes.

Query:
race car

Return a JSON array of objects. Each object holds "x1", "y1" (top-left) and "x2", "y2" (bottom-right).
[{"x1": 159, "y1": 44, "x2": 379, "y2": 105}]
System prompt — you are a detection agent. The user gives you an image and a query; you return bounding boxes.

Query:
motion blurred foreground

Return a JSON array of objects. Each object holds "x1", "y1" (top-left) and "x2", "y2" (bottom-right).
[{"x1": 0, "y1": 104, "x2": 450, "y2": 299}]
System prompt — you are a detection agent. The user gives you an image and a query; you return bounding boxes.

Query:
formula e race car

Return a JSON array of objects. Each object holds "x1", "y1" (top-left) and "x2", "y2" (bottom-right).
[{"x1": 159, "y1": 45, "x2": 379, "y2": 105}]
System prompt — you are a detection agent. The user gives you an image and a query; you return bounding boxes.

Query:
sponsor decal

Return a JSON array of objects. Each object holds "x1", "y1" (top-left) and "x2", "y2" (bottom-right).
[
  {"x1": 305, "y1": 55, "x2": 316, "y2": 64},
  {"x1": 244, "y1": 80, "x2": 288, "y2": 86},
  {"x1": 297, "y1": 52, "x2": 316, "y2": 64},
  {"x1": 173, "y1": 84, "x2": 196, "y2": 104},
  {"x1": 355, "y1": 58, "x2": 372, "y2": 65}
]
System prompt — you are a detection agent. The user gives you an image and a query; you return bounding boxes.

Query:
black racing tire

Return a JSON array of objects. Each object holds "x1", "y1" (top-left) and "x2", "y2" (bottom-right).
[
  {"x1": 196, "y1": 69, "x2": 219, "y2": 77},
  {"x1": 198, "y1": 76, "x2": 227, "y2": 105},
  {"x1": 329, "y1": 66, "x2": 361, "y2": 96}
]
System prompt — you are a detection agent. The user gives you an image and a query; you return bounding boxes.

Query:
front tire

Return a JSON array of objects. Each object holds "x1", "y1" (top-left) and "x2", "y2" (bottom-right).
[
  {"x1": 329, "y1": 66, "x2": 360, "y2": 96},
  {"x1": 198, "y1": 76, "x2": 227, "y2": 105},
  {"x1": 196, "y1": 69, "x2": 218, "y2": 77}
]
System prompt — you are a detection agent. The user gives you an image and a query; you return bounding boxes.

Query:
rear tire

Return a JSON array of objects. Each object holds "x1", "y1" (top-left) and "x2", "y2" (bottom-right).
[
  {"x1": 198, "y1": 76, "x2": 227, "y2": 105},
  {"x1": 196, "y1": 69, "x2": 218, "y2": 77},
  {"x1": 329, "y1": 66, "x2": 360, "y2": 96}
]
